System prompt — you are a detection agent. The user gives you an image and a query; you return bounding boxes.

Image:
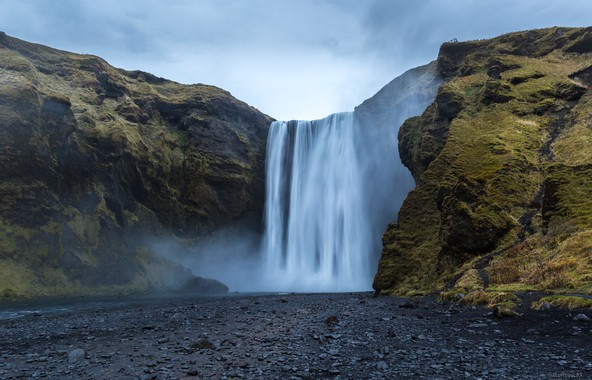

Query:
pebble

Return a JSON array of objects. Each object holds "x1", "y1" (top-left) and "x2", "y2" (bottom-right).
[
  {"x1": 0, "y1": 293, "x2": 590, "y2": 379},
  {"x1": 376, "y1": 361, "x2": 389, "y2": 370},
  {"x1": 67, "y1": 349, "x2": 85, "y2": 362},
  {"x1": 573, "y1": 314, "x2": 590, "y2": 322}
]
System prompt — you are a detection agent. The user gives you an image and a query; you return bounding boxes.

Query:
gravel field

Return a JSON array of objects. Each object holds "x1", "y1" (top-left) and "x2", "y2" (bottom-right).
[{"x1": 0, "y1": 292, "x2": 590, "y2": 379}]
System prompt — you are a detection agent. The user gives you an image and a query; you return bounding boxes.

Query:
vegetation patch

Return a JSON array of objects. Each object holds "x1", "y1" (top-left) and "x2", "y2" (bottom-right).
[
  {"x1": 532, "y1": 295, "x2": 592, "y2": 310},
  {"x1": 439, "y1": 289, "x2": 519, "y2": 311},
  {"x1": 375, "y1": 27, "x2": 592, "y2": 297}
]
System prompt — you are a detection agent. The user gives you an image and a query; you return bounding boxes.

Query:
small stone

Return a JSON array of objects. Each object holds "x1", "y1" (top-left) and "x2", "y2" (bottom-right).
[
  {"x1": 191, "y1": 339, "x2": 215, "y2": 350},
  {"x1": 573, "y1": 314, "x2": 590, "y2": 322},
  {"x1": 325, "y1": 316, "x2": 339, "y2": 325},
  {"x1": 387, "y1": 328, "x2": 396, "y2": 337},
  {"x1": 68, "y1": 349, "x2": 85, "y2": 362},
  {"x1": 376, "y1": 361, "x2": 389, "y2": 370},
  {"x1": 493, "y1": 306, "x2": 521, "y2": 318},
  {"x1": 186, "y1": 369, "x2": 199, "y2": 376}
]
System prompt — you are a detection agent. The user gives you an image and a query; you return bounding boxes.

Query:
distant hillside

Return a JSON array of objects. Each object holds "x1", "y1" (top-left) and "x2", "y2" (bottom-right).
[
  {"x1": 374, "y1": 27, "x2": 592, "y2": 305},
  {"x1": 0, "y1": 32, "x2": 272, "y2": 298}
]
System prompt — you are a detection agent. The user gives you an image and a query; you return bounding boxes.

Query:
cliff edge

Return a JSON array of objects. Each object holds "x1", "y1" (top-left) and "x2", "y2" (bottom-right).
[
  {"x1": 0, "y1": 33, "x2": 272, "y2": 297},
  {"x1": 374, "y1": 27, "x2": 592, "y2": 304}
]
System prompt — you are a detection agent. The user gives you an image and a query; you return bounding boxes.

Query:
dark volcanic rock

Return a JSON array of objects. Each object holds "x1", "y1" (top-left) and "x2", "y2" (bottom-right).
[
  {"x1": 0, "y1": 293, "x2": 590, "y2": 379},
  {"x1": 375, "y1": 27, "x2": 592, "y2": 296},
  {"x1": 353, "y1": 61, "x2": 442, "y2": 260},
  {"x1": 0, "y1": 33, "x2": 273, "y2": 297},
  {"x1": 180, "y1": 276, "x2": 229, "y2": 295}
]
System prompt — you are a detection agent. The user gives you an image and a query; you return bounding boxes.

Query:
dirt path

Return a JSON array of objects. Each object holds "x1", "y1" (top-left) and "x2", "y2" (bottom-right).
[{"x1": 0, "y1": 292, "x2": 590, "y2": 379}]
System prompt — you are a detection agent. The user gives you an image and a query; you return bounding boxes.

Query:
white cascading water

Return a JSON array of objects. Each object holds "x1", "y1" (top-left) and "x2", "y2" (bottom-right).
[{"x1": 262, "y1": 112, "x2": 371, "y2": 291}]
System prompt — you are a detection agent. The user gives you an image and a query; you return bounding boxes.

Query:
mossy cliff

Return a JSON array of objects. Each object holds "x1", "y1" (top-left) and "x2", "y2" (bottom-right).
[
  {"x1": 374, "y1": 27, "x2": 592, "y2": 298},
  {"x1": 0, "y1": 33, "x2": 272, "y2": 298}
]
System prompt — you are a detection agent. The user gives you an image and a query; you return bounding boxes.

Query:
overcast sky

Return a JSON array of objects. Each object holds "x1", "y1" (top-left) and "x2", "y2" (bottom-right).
[{"x1": 1, "y1": 0, "x2": 591, "y2": 120}]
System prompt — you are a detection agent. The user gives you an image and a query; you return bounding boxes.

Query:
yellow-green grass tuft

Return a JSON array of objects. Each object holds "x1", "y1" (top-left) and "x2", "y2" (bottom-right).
[{"x1": 532, "y1": 295, "x2": 592, "y2": 310}]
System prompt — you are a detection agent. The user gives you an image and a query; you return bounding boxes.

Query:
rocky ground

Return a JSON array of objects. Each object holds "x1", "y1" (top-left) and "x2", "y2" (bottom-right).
[{"x1": 0, "y1": 292, "x2": 590, "y2": 379}]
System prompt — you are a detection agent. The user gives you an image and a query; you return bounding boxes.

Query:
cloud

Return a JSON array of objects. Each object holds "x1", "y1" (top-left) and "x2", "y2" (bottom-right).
[
  {"x1": 362, "y1": 0, "x2": 592, "y2": 67},
  {"x1": 1, "y1": 0, "x2": 591, "y2": 119}
]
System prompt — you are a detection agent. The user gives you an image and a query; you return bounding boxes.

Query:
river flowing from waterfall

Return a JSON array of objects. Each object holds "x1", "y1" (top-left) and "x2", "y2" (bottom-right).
[{"x1": 262, "y1": 113, "x2": 372, "y2": 291}]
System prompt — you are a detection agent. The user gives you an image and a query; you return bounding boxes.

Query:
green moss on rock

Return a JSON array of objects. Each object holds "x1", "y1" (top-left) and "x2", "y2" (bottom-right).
[
  {"x1": 532, "y1": 295, "x2": 592, "y2": 310},
  {"x1": 375, "y1": 27, "x2": 592, "y2": 297},
  {"x1": 0, "y1": 33, "x2": 272, "y2": 298}
]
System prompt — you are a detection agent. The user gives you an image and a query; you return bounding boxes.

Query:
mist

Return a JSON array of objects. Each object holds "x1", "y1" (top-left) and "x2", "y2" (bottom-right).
[
  {"x1": 354, "y1": 62, "x2": 442, "y2": 276},
  {"x1": 147, "y1": 221, "x2": 268, "y2": 292},
  {"x1": 142, "y1": 63, "x2": 441, "y2": 294}
]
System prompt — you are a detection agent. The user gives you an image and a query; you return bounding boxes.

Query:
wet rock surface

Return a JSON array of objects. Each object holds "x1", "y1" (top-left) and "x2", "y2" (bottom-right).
[{"x1": 0, "y1": 292, "x2": 590, "y2": 379}]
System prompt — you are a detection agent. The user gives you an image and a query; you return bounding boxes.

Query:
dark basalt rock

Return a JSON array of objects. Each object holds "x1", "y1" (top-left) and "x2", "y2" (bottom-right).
[
  {"x1": 180, "y1": 276, "x2": 229, "y2": 295},
  {"x1": 374, "y1": 26, "x2": 592, "y2": 296},
  {"x1": 564, "y1": 27, "x2": 592, "y2": 53},
  {"x1": 569, "y1": 65, "x2": 592, "y2": 87},
  {"x1": 481, "y1": 80, "x2": 514, "y2": 105},
  {"x1": 436, "y1": 89, "x2": 463, "y2": 121},
  {"x1": 0, "y1": 33, "x2": 272, "y2": 297}
]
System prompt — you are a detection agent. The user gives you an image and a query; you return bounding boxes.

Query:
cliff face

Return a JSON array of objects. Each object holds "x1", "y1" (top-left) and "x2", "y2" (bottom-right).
[
  {"x1": 353, "y1": 62, "x2": 441, "y2": 266},
  {"x1": 374, "y1": 27, "x2": 592, "y2": 297},
  {"x1": 0, "y1": 33, "x2": 272, "y2": 297}
]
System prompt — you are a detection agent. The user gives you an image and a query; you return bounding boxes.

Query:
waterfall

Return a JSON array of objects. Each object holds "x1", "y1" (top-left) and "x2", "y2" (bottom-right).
[{"x1": 262, "y1": 112, "x2": 371, "y2": 291}]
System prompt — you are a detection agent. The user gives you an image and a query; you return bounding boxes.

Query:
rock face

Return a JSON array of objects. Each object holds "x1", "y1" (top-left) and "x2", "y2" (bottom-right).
[
  {"x1": 355, "y1": 61, "x2": 442, "y2": 212},
  {"x1": 353, "y1": 62, "x2": 442, "y2": 263},
  {"x1": 0, "y1": 33, "x2": 272, "y2": 297},
  {"x1": 374, "y1": 27, "x2": 592, "y2": 296}
]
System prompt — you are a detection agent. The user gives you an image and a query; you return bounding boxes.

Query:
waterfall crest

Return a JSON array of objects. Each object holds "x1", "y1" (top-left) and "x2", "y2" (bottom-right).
[{"x1": 262, "y1": 113, "x2": 371, "y2": 291}]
